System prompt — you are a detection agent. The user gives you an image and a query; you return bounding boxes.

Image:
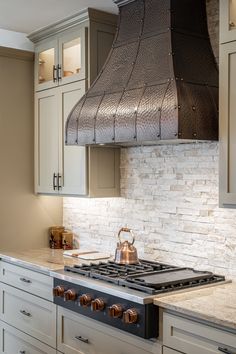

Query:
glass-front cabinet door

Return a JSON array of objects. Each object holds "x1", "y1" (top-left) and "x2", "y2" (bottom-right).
[
  {"x1": 35, "y1": 39, "x2": 58, "y2": 91},
  {"x1": 220, "y1": 0, "x2": 236, "y2": 43},
  {"x1": 58, "y1": 27, "x2": 87, "y2": 85}
]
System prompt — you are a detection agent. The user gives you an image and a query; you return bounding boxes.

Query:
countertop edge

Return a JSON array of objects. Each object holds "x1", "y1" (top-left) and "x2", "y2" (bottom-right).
[{"x1": 0, "y1": 254, "x2": 52, "y2": 275}]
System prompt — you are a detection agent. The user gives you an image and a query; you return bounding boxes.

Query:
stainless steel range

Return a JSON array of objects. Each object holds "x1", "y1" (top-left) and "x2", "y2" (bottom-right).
[{"x1": 53, "y1": 260, "x2": 225, "y2": 339}]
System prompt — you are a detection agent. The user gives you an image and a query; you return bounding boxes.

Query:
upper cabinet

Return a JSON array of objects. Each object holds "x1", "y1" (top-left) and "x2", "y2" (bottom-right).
[
  {"x1": 34, "y1": 27, "x2": 86, "y2": 91},
  {"x1": 29, "y1": 9, "x2": 120, "y2": 197},
  {"x1": 220, "y1": 1, "x2": 236, "y2": 207},
  {"x1": 220, "y1": 0, "x2": 236, "y2": 43}
]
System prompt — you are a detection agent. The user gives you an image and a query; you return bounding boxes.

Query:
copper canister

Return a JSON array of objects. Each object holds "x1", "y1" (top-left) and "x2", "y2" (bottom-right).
[
  {"x1": 62, "y1": 231, "x2": 73, "y2": 250},
  {"x1": 49, "y1": 226, "x2": 65, "y2": 249}
]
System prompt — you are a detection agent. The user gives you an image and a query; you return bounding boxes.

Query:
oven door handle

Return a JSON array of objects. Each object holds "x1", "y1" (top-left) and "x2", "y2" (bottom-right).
[{"x1": 75, "y1": 335, "x2": 89, "y2": 344}]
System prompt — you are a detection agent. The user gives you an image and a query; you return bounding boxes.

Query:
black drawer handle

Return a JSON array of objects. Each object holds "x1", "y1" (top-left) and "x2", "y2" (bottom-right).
[
  {"x1": 20, "y1": 277, "x2": 32, "y2": 284},
  {"x1": 75, "y1": 335, "x2": 89, "y2": 344},
  {"x1": 19, "y1": 351, "x2": 26, "y2": 354},
  {"x1": 218, "y1": 347, "x2": 236, "y2": 354},
  {"x1": 20, "y1": 309, "x2": 32, "y2": 317}
]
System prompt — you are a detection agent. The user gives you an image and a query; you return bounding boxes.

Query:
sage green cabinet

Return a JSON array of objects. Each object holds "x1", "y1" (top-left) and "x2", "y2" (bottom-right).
[
  {"x1": 163, "y1": 312, "x2": 236, "y2": 354},
  {"x1": 34, "y1": 27, "x2": 87, "y2": 91},
  {"x1": 219, "y1": 41, "x2": 236, "y2": 207},
  {"x1": 29, "y1": 8, "x2": 120, "y2": 197},
  {"x1": 220, "y1": 0, "x2": 236, "y2": 44},
  {"x1": 219, "y1": 0, "x2": 236, "y2": 207}
]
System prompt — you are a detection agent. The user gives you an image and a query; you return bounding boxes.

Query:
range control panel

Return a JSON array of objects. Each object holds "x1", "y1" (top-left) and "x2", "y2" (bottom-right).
[{"x1": 53, "y1": 279, "x2": 158, "y2": 339}]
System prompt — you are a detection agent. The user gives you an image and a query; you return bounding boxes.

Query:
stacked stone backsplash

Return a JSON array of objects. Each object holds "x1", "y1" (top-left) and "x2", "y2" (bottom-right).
[
  {"x1": 64, "y1": 142, "x2": 236, "y2": 279},
  {"x1": 63, "y1": 1, "x2": 236, "y2": 278}
]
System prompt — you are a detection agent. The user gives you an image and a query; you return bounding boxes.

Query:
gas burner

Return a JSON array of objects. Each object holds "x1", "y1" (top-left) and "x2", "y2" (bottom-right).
[{"x1": 64, "y1": 260, "x2": 225, "y2": 295}]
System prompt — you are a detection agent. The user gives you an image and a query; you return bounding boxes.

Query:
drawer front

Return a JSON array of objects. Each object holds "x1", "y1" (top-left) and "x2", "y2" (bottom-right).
[
  {"x1": 57, "y1": 307, "x2": 160, "y2": 354},
  {"x1": 0, "y1": 321, "x2": 57, "y2": 354},
  {"x1": 0, "y1": 261, "x2": 53, "y2": 301},
  {"x1": 0, "y1": 283, "x2": 56, "y2": 348},
  {"x1": 163, "y1": 312, "x2": 236, "y2": 354},
  {"x1": 163, "y1": 347, "x2": 184, "y2": 354}
]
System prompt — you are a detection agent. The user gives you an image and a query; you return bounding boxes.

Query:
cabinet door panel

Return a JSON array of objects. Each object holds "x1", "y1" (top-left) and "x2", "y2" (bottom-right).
[
  {"x1": 58, "y1": 27, "x2": 87, "y2": 86},
  {"x1": 0, "y1": 283, "x2": 56, "y2": 348},
  {"x1": 35, "y1": 39, "x2": 58, "y2": 91},
  {"x1": 35, "y1": 88, "x2": 59, "y2": 194},
  {"x1": 57, "y1": 307, "x2": 160, "y2": 354},
  {"x1": 220, "y1": 0, "x2": 236, "y2": 44},
  {"x1": 59, "y1": 80, "x2": 87, "y2": 195},
  {"x1": 163, "y1": 312, "x2": 236, "y2": 354},
  {"x1": 0, "y1": 261, "x2": 53, "y2": 301},
  {"x1": 0, "y1": 321, "x2": 56, "y2": 354},
  {"x1": 219, "y1": 41, "x2": 236, "y2": 206}
]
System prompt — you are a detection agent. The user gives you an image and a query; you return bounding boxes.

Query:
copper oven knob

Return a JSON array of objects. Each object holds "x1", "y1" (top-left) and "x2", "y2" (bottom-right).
[
  {"x1": 53, "y1": 285, "x2": 65, "y2": 297},
  {"x1": 108, "y1": 304, "x2": 123, "y2": 318},
  {"x1": 91, "y1": 298, "x2": 105, "y2": 312},
  {"x1": 123, "y1": 308, "x2": 138, "y2": 324},
  {"x1": 79, "y1": 294, "x2": 92, "y2": 307},
  {"x1": 64, "y1": 289, "x2": 77, "y2": 301}
]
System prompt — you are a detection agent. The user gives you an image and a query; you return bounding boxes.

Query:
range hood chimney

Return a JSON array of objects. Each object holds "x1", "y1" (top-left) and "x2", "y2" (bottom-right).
[{"x1": 66, "y1": 0, "x2": 218, "y2": 146}]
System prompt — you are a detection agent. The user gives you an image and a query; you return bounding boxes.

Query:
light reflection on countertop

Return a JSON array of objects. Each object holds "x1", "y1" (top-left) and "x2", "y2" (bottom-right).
[{"x1": 0, "y1": 248, "x2": 105, "y2": 274}]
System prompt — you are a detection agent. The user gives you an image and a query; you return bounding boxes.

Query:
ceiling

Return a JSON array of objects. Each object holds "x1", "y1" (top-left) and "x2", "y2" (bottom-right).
[{"x1": 0, "y1": 0, "x2": 118, "y2": 34}]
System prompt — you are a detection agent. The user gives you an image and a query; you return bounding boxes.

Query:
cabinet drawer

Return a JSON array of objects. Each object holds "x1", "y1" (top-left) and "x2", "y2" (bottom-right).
[
  {"x1": 163, "y1": 312, "x2": 236, "y2": 354},
  {"x1": 57, "y1": 307, "x2": 160, "y2": 354},
  {"x1": 0, "y1": 261, "x2": 53, "y2": 301},
  {"x1": 0, "y1": 283, "x2": 56, "y2": 348},
  {"x1": 163, "y1": 347, "x2": 184, "y2": 354},
  {"x1": 0, "y1": 321, "x2": 57, "y2": 354}
]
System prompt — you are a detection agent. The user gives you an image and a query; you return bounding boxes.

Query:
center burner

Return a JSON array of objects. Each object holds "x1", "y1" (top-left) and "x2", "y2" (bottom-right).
[{"x1": 64, "y1": 260, "x2": 225, "y2": 295}]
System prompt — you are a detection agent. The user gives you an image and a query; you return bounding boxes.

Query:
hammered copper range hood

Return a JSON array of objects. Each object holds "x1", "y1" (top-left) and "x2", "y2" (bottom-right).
[{"x1": 66, "y1": 0, "x2": 218, "y2": 146}]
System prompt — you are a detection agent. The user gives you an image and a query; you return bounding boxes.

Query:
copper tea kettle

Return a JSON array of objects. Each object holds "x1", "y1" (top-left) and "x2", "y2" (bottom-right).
[{"x1": 114, "y1": 227, "x2": 139, "y2": 265}]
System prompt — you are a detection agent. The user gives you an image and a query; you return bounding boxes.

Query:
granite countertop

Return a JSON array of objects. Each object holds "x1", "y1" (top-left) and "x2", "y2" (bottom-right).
[
  {"x1": 0, "y1": 248, "x2": 97, "y2": 274},
  {"x1": 154, "y1": 282, "x2": 236, "y2": 331}
]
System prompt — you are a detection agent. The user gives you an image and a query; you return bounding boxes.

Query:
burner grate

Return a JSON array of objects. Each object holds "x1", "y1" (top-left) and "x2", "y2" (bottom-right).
[{"x1": 64, "y1": 260, "x2": 225, "y2": 295}]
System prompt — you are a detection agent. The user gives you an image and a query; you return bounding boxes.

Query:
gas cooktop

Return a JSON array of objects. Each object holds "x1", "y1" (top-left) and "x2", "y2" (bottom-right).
[
  {"x1": 64, "y1": 259, "x2": 225, "y2": 295},
  {"x1": 53, "y1": 259, "x2": 226, "y2": 339}
]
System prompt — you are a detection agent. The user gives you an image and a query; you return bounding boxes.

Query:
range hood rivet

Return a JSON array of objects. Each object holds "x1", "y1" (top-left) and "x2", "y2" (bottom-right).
[
  {"x1": 178, "y1": 132, "x2": 182, "y2": 137},
  {"x1": 193, "y1": 133, "x2": 197, "y2": 137},
  {"x1": 192, "y1": 106, "x2": 196, "y2": 111}
]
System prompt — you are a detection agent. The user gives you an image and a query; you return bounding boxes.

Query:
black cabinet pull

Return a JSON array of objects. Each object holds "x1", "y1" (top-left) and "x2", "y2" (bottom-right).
[
  {"x1": 75, "y1": 335, "x2": 89, "y2": 344},
  {"x1": 57, "y1": 173, "x2": 62, "y2": 191},
  {"x1": 20, "y1": 277, "x2": 32, "y2": 284},
  {"x1": 57, "y1": 64, "x2": 62, "y2": 81},
  {"x1": 53, "y1": 173, "x2": 57, "y2": 190},
  {"x1": 53, "y1": 65, "x2": 57, "y2": 82},
  {"x1": 20, "y1": 309, "x2": 32, "y2": 317},
  {"x1": 19, "y1": 351, "x2": 26, "y2": 354},
  {"x1": 218, "y1": 347, "x2": 236, "y2": 354}
]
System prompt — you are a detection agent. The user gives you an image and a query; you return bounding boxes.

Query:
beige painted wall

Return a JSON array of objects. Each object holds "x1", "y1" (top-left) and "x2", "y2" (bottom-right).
[{"x1": 0, "y1": 46, "x2": 62, "y2": 250}]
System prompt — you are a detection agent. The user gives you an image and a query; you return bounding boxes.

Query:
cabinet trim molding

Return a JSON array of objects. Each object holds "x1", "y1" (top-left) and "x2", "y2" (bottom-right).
[{"x1": 28, "y1": 8, "x2": 117, "y2": 43}]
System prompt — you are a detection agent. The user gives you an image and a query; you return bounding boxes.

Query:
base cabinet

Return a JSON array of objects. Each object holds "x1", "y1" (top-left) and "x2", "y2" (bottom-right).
[
  {"x1": 57, "y1": 307, "x2": 161, "y2": 354},
  {"x1": 0, "y1": 321, "x2": 57, "y2": 354},
  {"x1": 163, "y1": 312, "x2": 236, "y2": 354}
]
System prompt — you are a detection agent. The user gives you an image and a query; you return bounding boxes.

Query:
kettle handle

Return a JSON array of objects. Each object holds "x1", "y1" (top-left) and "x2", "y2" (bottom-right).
[{"x1": 118, "y1": 228, "x2": 135, "y2": 245}]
